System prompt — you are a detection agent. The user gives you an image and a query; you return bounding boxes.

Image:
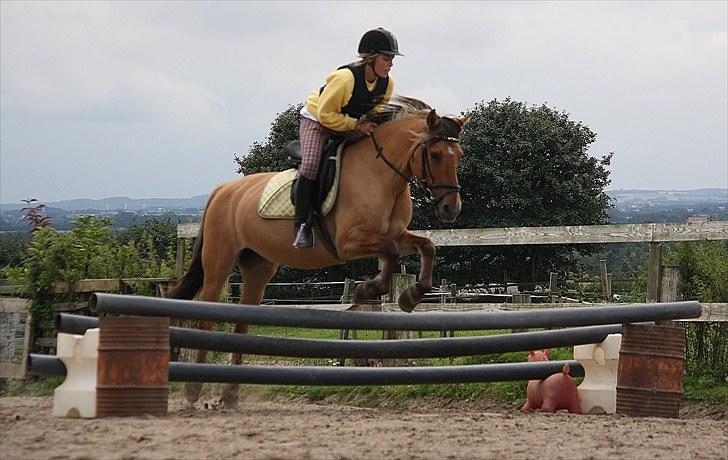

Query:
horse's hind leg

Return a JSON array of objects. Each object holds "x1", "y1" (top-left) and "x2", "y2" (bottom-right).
[
  {"x1": 220, "y1": 250, "x2": 278, "y2": 408},
  {"x1": 183, "y1": 245, "x2": 239, "y2": 405}
]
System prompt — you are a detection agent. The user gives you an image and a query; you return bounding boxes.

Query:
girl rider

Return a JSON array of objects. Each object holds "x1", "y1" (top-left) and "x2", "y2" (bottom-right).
[{"x1": 293, "y1": 27, "x2": 402, "y2": 248}]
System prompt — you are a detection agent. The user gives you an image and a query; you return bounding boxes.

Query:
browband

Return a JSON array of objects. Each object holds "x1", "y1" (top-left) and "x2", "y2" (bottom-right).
[{"x1": 432, "y1": 136, "x2": 460, "y2": 143}]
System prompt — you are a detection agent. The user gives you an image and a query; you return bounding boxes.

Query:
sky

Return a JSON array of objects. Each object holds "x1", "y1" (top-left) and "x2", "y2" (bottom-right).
[{"x1": 1, "y1": 1, "x2": 727, "y2": 204}]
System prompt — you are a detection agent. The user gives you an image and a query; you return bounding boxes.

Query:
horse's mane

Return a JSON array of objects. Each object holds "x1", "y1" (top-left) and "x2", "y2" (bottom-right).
[
  {"x1": 368, "y1": 95, "x2": 463, "y2": 142},
  {"x1": 366, "y1": 95, "x2": 432, "y2": 125}
]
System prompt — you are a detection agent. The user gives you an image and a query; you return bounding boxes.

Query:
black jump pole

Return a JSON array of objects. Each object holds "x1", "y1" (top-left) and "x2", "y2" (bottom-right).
[
  {"x1": 27, "y1": 354, "x2": 67, "y2": 376},
  {"x1": 56, "y1": 313, "x2": 624, "y2": 359},
  {"x1": 28, "y1": 354, "x2": 584, "y2": 386},
  {"x1": 90, "y1": 293, "x2": 702, "y2": 331}
]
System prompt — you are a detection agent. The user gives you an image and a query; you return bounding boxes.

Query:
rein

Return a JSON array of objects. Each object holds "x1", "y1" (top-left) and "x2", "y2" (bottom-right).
[{"x1": 370, "y1": 132, "x2": 461, "y2": 206}]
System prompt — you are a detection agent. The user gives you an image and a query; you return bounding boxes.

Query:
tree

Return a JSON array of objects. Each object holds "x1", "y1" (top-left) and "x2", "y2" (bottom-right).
[
  {"x1": 666, "y1": 241, "x2": 728, "y2": 302},
  {"x1": 3, "y1": 216, "x2": 178, "y2": 324},
  {"x1": 412, "y1": 98, "x2": 613, "y2": 284},
  {"x1": 117, "y1": 219, "x2": 177, "y2": 263},
  {"x1": 234, "y1": 104, "x2": 303, "y2": 176},
  {"x1": 20, "y1": 198, "x2": 52, "y2": 231}
]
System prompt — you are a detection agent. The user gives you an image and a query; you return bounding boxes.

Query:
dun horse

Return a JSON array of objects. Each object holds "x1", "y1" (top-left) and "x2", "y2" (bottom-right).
[{"x1": 168, "y1": 97, "x2": 469, "y2": 406}]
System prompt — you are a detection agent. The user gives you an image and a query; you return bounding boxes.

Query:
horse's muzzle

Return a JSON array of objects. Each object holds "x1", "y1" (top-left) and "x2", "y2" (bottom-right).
[{"x1": 435, "y1": 195, "x2": 461, "y2": 223}]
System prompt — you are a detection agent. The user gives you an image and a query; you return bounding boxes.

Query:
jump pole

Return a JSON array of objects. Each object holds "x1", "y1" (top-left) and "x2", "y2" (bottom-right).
[
  {"x1": 28, "y1": 354, "x2": 585, "y2": 385},
  {"x1": 56, "y1": 313, "x2": 625, "y2": 359},
  {"x1": 90, "y1": 293, "x2": 702, "y2": 330}
]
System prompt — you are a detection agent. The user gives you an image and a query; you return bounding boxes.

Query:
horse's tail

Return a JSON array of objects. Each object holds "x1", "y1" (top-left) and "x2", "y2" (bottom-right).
[{"x1": 165, "y1": 187, "x2": 220, "y2": 300}]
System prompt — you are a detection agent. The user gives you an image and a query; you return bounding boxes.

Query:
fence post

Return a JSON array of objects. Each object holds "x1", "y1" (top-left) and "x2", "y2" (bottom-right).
[
  {"x1": 658, "y1": 265, "x2": 682, "y2": 326},
  {"x1": 338, "y1": 278, "x2": 356, "y2": 343},
  {"x1": 511, "y1": 294, "x2": 531, "y2": 333},
  {"x1": 340, "y1": 278, "x2": 356, "y2": 304},
  {"x1": 599, "y1": 259, "x2": 610, "y2": 301},
  {"x1": 382, "y1": 273, "x2": 417, "y2": 366},
  {"x1": 439, "y1": 278, "x2": 448, "y2": 304},
  {"x1": 646, "y1": 242, "x2": 663, "y2": 303},
  {"x1": 175, "y1": 238, "x2": 187, "y2": 279},
  {"x1": 549, "y1": 272, "x2": 558, "y2": 303}
]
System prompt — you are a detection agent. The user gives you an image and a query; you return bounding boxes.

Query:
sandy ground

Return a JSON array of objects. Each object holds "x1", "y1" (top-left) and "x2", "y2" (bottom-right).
[{"x1": 1, "y1": 393, "x2": 726, "y2": 460}]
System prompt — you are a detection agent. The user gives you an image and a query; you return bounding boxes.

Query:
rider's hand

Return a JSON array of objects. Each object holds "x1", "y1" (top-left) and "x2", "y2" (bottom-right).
[{"x1": 357, "y1": 120, "x2": 377, "y2": 136}]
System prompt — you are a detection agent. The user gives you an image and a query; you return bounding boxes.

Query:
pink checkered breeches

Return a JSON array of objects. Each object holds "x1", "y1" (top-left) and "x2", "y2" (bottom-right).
[{"x1": 298, "y1": 117, "x2": 336, "y2": 179}]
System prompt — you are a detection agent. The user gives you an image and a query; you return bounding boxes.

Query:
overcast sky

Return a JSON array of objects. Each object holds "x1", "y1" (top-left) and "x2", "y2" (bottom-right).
[{"x1": 1, "y1": 1, "x2": 726, "y2": 204}]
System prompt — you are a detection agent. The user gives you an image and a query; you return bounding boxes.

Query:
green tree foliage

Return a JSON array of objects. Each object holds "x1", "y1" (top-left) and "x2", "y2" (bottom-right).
[
  {"x1": 664, "y1": 241, "x2": 728, "y2": 380},
  {"x1": 3, "y1": 216, "x2": 177, "y2": 323},
  {"x1": 0, "y1": 233, "x2": 30, "y2": 267},
  {"x1": 116, "y1": 219, "x2": 177, "y2": 268},
  {"x1": 412, "y1": 98, "x2": 613, "y2": 284},
  {"x1": 666, "y1": 241, "x2": 728, "y2": 302},
  {"x1": 234, "y1": 104, "x2": 304, "y2": 175}
]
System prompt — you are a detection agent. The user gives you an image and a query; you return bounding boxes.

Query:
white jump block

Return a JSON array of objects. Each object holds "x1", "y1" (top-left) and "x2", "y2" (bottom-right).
[
  {"x1": 52, "y1": 329, "x2": 99, "y2": 418},
  {"x1": 574, "y1": 333, "x2": 622, "y2": 414}
]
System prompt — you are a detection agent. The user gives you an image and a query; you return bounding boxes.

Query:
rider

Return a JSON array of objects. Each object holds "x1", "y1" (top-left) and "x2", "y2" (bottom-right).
[{"x1": 293, "y1": 27, "x2": 402, "y2": 249}]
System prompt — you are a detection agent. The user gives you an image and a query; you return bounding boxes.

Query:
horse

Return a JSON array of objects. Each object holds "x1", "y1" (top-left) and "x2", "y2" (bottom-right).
[{"x1": 167, "y1": 97, "x2": 470, "y2": 407}]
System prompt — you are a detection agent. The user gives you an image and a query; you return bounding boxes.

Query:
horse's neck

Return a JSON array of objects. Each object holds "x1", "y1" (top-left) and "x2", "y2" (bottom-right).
[
  {"x1": 371, "y1": 117, "x2": 424, "y2": 174},
  {"x1": 340, "y1": 116, "x2": 424, "y2": 199}
]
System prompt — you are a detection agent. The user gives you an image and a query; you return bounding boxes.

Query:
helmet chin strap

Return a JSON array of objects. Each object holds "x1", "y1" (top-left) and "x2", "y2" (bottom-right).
[{"x1": 363, "y1": 62, "x2": 381, "y2": 82}]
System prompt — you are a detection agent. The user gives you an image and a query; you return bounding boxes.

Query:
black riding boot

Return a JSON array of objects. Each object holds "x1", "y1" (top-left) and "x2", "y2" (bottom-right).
[{"x1": 292, "y1": 176, "x2": 316, "y2": 248}]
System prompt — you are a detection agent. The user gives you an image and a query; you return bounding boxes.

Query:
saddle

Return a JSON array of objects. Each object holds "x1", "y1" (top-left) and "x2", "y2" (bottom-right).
[{"x1": 257, "y1": 136, "x2": 346, "y2": 220}]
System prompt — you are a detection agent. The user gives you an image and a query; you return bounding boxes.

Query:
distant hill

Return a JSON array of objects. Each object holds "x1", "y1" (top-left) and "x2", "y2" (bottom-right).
[
  {"x1": 0, "y1": 195, "x2": 209, "y2": 212},
  {"x1": 607, "y1": 188, "x2": 727, "y2": 208},
  {"x1": 1, "y1": 188, "x2": 725, "y2": 213}
]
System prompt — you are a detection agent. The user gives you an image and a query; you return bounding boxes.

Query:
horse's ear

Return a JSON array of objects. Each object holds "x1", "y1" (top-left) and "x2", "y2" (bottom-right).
[
  {"x1": 426, "y1": 109, "x2": 439, "y2": 130},
  {"x1": 456, "y1": 113, "x2": 472, "y2": 129}
]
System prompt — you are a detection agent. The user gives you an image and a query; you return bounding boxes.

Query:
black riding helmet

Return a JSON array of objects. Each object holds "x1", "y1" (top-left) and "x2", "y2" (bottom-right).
[{"x1": 358, "y1": 28, "x2": 403, "y2": 56}]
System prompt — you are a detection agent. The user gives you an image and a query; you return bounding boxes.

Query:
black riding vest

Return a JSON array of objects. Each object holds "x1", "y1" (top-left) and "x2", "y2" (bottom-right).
[{"x1": 320, "y1": 64, "x2": 389, "y2": 119}]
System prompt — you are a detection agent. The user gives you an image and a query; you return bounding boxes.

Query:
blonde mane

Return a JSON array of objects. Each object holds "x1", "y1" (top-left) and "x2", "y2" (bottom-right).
[
  {"x1": 368, "y1": 95, "x2": 463, "y2": 145},
  {"x1": 368, "y1": 95, "x2": 432, "y2": 124}
]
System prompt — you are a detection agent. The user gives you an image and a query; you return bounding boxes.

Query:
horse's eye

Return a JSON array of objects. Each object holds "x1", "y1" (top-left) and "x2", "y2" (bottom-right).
[{"x1": 430, "y1": 151, "x2": 443, "y2": 162}]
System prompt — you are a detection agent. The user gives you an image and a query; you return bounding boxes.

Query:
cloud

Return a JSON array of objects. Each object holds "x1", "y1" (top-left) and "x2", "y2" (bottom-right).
[{"x1": 1, "y1": 1, "x2": 726, "y2": 202}]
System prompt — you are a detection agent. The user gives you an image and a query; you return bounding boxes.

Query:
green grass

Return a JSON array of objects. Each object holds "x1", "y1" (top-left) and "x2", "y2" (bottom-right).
[
  {"x1": 1, "y1": 376, "x2": 64, "y2": 397},
  {"x1": 683, "y1": 376, "x2": 728, "y2": 405}
]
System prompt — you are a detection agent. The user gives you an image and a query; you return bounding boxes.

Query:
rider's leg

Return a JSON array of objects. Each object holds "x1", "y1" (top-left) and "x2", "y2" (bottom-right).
[
  {"x1": 293, "y1": 176, "x2": 316, "y2": 248},
  {"x1": 294, "y1": 117, "x2": 328, "y2": 248}
]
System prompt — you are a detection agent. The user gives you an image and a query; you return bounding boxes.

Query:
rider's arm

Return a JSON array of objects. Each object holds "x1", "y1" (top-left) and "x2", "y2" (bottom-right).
[{"x1": 315, "y1": 69, "x2": 359, "y2": 132}]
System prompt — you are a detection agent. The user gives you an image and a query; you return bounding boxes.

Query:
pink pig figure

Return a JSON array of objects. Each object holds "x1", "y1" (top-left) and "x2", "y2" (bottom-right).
[{"x1": 521, "y1": 349, "x2": 581, "y2": 414}]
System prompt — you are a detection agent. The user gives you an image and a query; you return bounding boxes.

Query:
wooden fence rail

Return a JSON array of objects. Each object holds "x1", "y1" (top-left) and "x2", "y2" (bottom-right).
[
  {"x1": 176, "y1": 221, "x2": 728, "y2": 302},
  {"x1": 177, "y1": 221, "x2": 728, "y2": 245}
]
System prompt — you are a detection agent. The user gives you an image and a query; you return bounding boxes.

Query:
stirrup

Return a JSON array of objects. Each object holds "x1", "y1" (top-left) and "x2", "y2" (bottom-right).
[{"x1": 293, "y1": 223, "x2": 314, "y2": 249}]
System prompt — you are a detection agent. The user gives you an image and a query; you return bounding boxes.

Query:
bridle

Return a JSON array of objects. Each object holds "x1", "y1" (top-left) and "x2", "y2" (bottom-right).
[{"x1": 371, "y1": 132, "x2": 461, "y2": 206}]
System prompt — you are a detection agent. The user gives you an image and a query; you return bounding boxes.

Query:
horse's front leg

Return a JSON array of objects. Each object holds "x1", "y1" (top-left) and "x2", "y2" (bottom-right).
[
  {"x1": 395, "y1": 232, "x2": 436, "y2": 312},
  {"x1": 340, "y1": 233, "x2": 400, "y2": 304}
]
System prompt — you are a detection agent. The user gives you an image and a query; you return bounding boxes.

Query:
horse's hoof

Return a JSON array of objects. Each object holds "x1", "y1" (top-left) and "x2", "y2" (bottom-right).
[
  {"x1": 398, "y1": 283, "x2": 428, "y2": 312},
  {"x1": 353, "y1": 281, "x2": 382, "y2": 303},
  {"x1": 398, "y1": 296, "x2": 416, "y2": 313},
  {"x1": 220, "y1": 383, "x2": 239, "y2": 409},
  {"x1": 183, "y1": 382, "x2": 203, "y2": 404}
]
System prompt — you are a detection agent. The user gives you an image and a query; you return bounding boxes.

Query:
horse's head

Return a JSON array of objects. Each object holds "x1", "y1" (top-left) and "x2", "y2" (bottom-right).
[{"x1": 413, "y1": 110, "x2": 470, "y2": 223}]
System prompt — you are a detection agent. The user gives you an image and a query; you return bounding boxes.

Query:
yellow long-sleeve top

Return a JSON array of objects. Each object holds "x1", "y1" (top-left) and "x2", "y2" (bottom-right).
[{"x1": 304, "y1": 67, "x2": 395, "y2": 132}]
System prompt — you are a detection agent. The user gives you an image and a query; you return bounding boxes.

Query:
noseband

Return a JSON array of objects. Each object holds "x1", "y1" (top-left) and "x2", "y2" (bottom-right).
[{"x1": 371, "y1": 133, "x2": 461, "y2": 206}]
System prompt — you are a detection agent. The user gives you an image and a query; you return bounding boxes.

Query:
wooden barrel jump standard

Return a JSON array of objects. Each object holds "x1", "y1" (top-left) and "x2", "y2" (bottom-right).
[
  {"x1": 616, "y1": 323, "x2": 686, "y2": 418},
  {"x1": 96, "y1": 316, "x2": 170, "y2": 417}
]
